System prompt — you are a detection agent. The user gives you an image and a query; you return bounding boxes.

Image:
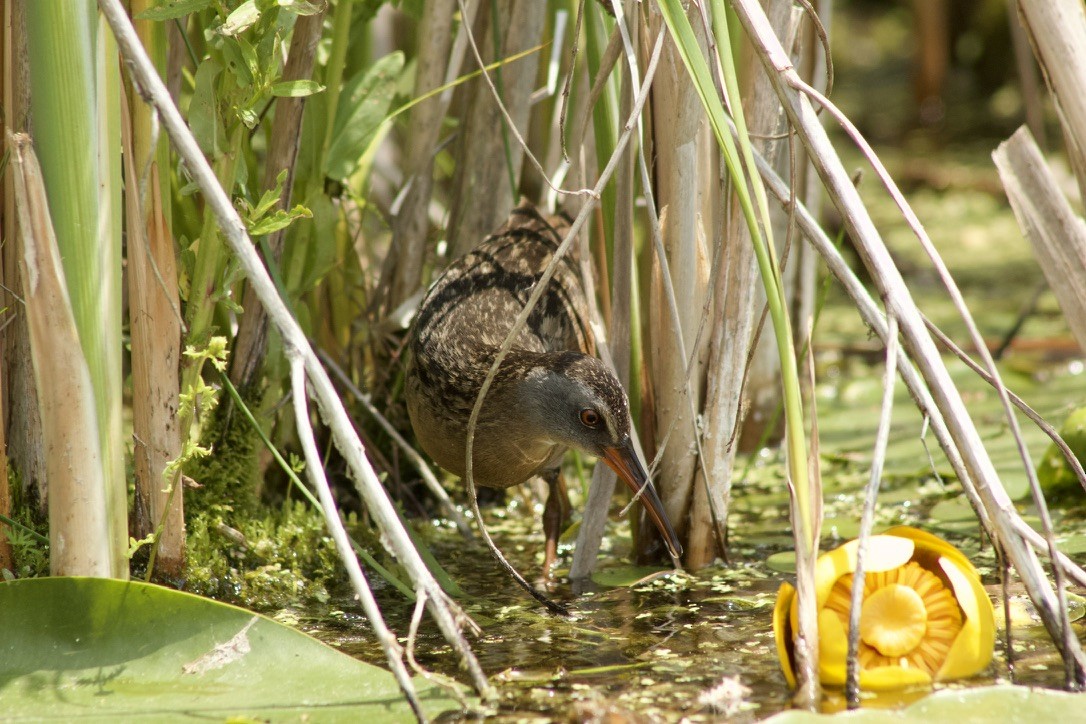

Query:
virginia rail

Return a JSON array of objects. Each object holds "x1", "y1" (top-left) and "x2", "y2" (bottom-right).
[{"x1": 405, "y1": 203, "x2": 682, "y2": 577}]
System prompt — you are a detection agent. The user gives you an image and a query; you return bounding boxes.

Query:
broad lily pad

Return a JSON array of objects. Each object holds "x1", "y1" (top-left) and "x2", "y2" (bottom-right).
[
  {"x1": 591, "y1": 565, "x2": 674, "y2": 588},
  {"x1": 0, "y1": 577, "x2": 467, "y2": 720},
  {"x1": 765, "y1": 684, "x2": 1085, "y2": 722}
]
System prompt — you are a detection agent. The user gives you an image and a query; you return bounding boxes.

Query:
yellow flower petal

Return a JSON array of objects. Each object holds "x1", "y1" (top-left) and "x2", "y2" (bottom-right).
[
  {"x1": 935, "y1": 555, "x2": 995, "y2": 681},
  {"x1": 886, "y1": 525, "x2": 978, "y2": 577},
  {"x1": 814, "y1": 535, "x2": 916, "y2": 608},
  {"x1": 773, "y1": 581, "x2": 797, "y2": 688},
  {"x1": 860, "y1": 583, "x2": 928, "y2": 657},
  {"x1": 773, "y1": 527, "x2": 994, "y2": 693},
  {"x1": 818, "y1": 605, "x2": 849, "y2": 686}
]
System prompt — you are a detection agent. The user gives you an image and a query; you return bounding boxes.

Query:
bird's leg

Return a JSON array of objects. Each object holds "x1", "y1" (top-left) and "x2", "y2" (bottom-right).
[{"x1": 541, "y1": 468, "x2": 570, "y2": 583}]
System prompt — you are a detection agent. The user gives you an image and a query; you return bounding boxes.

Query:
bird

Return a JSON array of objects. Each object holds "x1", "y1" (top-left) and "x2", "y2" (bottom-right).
[{"x1": 405, "y1": 202, "x2": 682, "y2": 579}]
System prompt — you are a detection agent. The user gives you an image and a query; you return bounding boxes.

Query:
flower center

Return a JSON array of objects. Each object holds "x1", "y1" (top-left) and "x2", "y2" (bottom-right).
[
  {"x1": 859, "y1": 583, "x2": 926, "y2": 656},
  {"x1": 824, "y1": 561, "x2": 964, "y2": 675}
]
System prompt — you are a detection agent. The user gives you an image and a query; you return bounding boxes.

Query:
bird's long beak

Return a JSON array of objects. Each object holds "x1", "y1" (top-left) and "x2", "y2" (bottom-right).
[{"x1": 601, "y1": 438, "x2": 683, "y2": 560}]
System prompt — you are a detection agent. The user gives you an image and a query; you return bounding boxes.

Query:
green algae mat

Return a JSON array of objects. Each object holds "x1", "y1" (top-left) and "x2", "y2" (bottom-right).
[{"x1": 0, "y1": 577, "x2": 467, "y2": 721}]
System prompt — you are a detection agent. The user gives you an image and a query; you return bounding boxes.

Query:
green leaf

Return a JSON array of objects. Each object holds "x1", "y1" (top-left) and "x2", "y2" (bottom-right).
[
  {"x1": 765, "y1": 684, "x2": 1086, "y2": 722},
  {"x1": 765, "y1": 551, "x2": 796, "y2": 574},
  {"x1": 271, "y1": 79, "x2": 325, "y2": 97},
  {"x1": 277, "y1": 0, "x2": 324, "y2": 15},
  {"x1": 250, "y1": 169, "x2": 290, "y2": 221},
  {"x1": 189, "y1": 60, "x2": 224, "y2": 156},
  {"x1": 1037, "y1": 406, "x2": 1086, "y2": 501},
  {"x1": 324, "y1": 52, "x2": 405, "y2": 180},
  {"x1": 136, "y1": 0, "x2": 214, "y2": 21},
  {"x1": 0, "y1": 577, "x2": 469, "y2": 719},
  {"x1": 220, "y1": 37, "x2": 257, "y2": 89},
  {"x1": 221, "y1": 0, "x2": 261, "y2": 36},
  {"x1": 249, "y1": 205, "x2": 313, "y2": 236}
]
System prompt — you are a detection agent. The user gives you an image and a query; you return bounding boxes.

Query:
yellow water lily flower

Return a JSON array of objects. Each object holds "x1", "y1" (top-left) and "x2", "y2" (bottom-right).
[{"x1": 774, "y1": 526, "x2": 995, "y2": 691}]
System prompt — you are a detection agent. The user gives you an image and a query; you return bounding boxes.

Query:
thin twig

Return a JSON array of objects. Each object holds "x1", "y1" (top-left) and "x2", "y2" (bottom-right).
[
  {"x1": 406, "y1": 590, "x2": 471, "y2": 710},
  {"x1": 289, "y1": 357, "x2": 426, "y2": 721},
  {"x1": 923, "y1": 317, "x2": 1086, "y2": 496},
  {"x1": 845, "y1": 316, "x2": 899, "y2": 707},
  {"x1": 456, "y1": 0, "x2": 592, "y2": 200}
]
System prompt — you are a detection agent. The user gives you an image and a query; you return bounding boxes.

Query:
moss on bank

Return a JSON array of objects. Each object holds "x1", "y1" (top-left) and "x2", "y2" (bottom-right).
[{"x1": 184, "y1": 499, "x2": 343, "y2": 609}]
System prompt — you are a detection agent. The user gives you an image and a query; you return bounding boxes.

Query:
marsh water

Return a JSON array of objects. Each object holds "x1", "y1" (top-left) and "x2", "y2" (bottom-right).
[
  {"x1": 292, "y1": 134, "x2": 1086, "y2": 718},
  {"x1": 291, "y1": 356, "x2": 1086, "y2": 720}
]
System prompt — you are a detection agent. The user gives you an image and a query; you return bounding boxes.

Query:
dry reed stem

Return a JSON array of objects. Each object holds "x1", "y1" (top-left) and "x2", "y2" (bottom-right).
[
  {"x1": 569, "y1": 0, "x2": 639, "y2": 580},
  {"x1": 387, "y1": 0, "x2": 456, "y2": 311},
  {"x1": 122, "y1": 97, "x2": 184, "y2": 575},
  {"x1": 1014, "y1": 0, "x2": 1086, "y2": 204},
  {"x1": 994, "y1": 127, "x2": 1086, "y2": 351},
  {"x1": 845, "y1": 316, "x2": 898, "y2": 707},
  {"x1": 447, "y1": 0, "x2": 550, "y2": 257},
  {"x1": 9, "y1": 132, "x2": 112, "y2": 577}
]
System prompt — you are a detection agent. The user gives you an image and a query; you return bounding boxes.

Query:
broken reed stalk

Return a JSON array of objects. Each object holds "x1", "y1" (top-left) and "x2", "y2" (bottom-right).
[
  {"x1": 386, "y1": 0, "x2": 456, "y2": 312},
  {"x1": 1014, "y1": 0, "x2": 1086, "y2": 204},
  {"x1": 127, "y1": 0, "x2": 185, "y2": 579},
  {"x1": 96, "y1": 0, "x2": 493, "y2": 699},
  {"x1": 992, "y1": 126, "x2": 1086, "y2": 687},
  {"x1": 121, "y1": 96, "x2": 185, "y2": 578},
  {"x1": 993, "y1": 126, "x2": 1086, "y2": 351},
  {"x1": 9, "y1": 133, "x2": 112, "y2": 577},
  {"x1": 644, "y1": 3, "x2": 714, "y2": 563},
  {"x1": 447, "y1": 0, "x2": 548, "y2": 258}
]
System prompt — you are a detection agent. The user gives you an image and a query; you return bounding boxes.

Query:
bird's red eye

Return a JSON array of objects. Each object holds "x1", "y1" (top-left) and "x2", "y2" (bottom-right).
[{"x1": 580, "y1": 409, "x2": 600, "y2": 427}]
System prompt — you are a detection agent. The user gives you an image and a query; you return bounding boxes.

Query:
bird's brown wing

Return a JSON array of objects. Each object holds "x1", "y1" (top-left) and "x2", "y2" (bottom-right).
[{"x1": 412, "y1": 203, "x2": 595, "y2": 370}]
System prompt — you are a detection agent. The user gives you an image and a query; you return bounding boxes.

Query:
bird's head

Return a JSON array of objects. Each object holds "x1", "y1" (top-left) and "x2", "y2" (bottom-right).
[{"x1": 514, "y1": 352, "x2": 683, "y2": 560}]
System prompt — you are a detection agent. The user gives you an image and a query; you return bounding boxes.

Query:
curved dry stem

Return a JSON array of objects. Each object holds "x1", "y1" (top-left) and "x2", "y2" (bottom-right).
[
  {"x1": 922, "y1": 319, "x2": 1086, "y2": 496},
  {"x1": 406, "y1": 591, "x2": 471, "y2": 711},
  {"x1": 456, "y1": 0, "x2": 592, "y2": 200}
]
